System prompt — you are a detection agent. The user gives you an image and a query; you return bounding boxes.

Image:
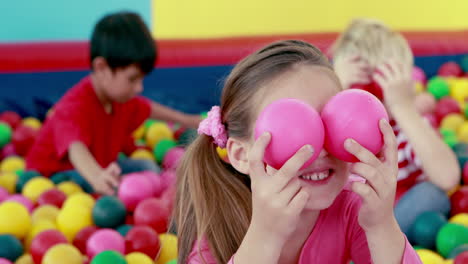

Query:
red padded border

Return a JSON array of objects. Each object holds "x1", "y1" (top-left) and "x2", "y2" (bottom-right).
[{"x1": 0, "y1": 31, "x2": 467, "y2": 73}]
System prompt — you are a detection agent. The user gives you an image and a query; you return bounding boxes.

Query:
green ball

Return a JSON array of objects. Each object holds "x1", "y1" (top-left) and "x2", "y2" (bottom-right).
[
  {"x1": 427, "y1": 77, "x2": 450, "y2": 100},
  {"x1": 90, "y1": 250, "x2": 127, "y2": 264},
  {"x1": 0, "y1": 123, "x2": 12, "y2": 148},
  {"x1": 144, "y1": 119, "x2": 157, "y2": 130},
  {"x1": 178, "y1": 129, "x2": 198, "y2": 146},
  {"x1": 440, "y1": 128, "x2": 456, "y2": 138},
  {"x1": 444, "y1": 135, "x2": 459, "y2": 148},
  {"x1": 16, "y1": 170, "x2": 41, "y2": 193},
  {"x1": 413, "y1": 246, "x2": 425, "y2": 250},
  {"x1": 436, "y1": 223, "x2": 468, "y2": 258},
  {"x1": 154, "y1": 139, "x2": 177, "y2": 163},
  {"x1": 50, "y1": 172, "x2": 70, "y2": 185},
  {"x1": 460, "y1": 55, "x2": 468, "y2": 73},
  {"x1": 116, "y1": 224, "x2": 133, "y2": 237},
  {"x1": 200, "y1": 111, "x2": 208, "y2": 119},
  {"x1": 166, "y1": 260, "x2": 178, "y2": 264},
  {"x1": 0, "y1": 234, "x2": 24, "y2": 261},
  {"x1": 464, "y1": 103, "x2": 468, "y2": 119},
  {"x1": 448, "y1": 244, "x2": 468, "y2": 259},
  {"x1": 410, "y1": 211, "x2": 447, "y2": 249},
  {"x1": 92, "y1": 196, "x2": 127, "y2": 228}
]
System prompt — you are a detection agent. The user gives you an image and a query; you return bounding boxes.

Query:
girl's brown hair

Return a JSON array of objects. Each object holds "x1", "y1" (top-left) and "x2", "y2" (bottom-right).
[{"x1": 175, "y1": 40, "x2": 332, "y2": 264}]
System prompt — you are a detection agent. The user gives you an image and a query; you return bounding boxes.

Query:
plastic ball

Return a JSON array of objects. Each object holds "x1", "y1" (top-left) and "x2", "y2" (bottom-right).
[
  {"x1": 453, "y1": 143, "x2": 468, "y2": 169},
  {"x1": 0, "y1": 173, "x2": 18, "y2": 194},
  {"x1": 154, "y1": 139, "x2": 177, "y2": 163},
  {"x1": 410, "y1": 211, "x2": 447, "y2": 249},
  {"x1": 436, "y1": 223, "x2": 468, "y2": 258},
  {"x1": 90, "y1": 250, "x2": 126, "y2": 264},
  {"x1": 125, "y1": 225, "x2": 160, "y2": 259},
  {"x1": 178, "y1": 128, "x2": 197, "y2": 146},
  {"x1": 56, "y1": 206, "x2": 93, "y2": 241},
  {"x1": 144, "y1": 119, "x2": 157, "y2": 130},
  {"x1": 464, "y1": 163, "x2": 468, "y2": 185},
  {"x1": 156, "y1": 234, "x2": 178, "y2": 264},
  {"x1": 413, "y1": 66, "x2": 427, "y2": 83},
  {"x1": 130, "y1": 149, "x2": 154, "y2": 161},
  {"x1": 16, "y1": 170, "x2": 41, "y2": 193},
  {"x1": 414, "y1": 92, "x2": 437, "y2": 115},
  {"x1": 21, "y1": 118, "x2": 41, "y2": 131},
  {"x1": 458, "y1": 123, "x2": 468, "y2": 143},
  {"x1": 414, "y1": 82, "x2": 425, "y2": 94},
  {"x1": 12, "y1": 125, "x2": 38, "y2": 156},
  {"x1": 49, "y1": 173, "x2": 70, "y2": 185},
  {"x1": 255, "y1": 98, "x2": 324, "y2": 169},
  {"x1": 57, "y1": 182, "x2": 83, "y2": 197},
  {"x1": 435, "y1": 97, "x2": 462, "y2": 122},
  {"x1": 116, "y1": 225, "x2": 133, "y2": 237},
  {"x1": 416, "y1": 249, "x2": 444, "y2": 264},
  {"x1": 132, "y1": 124, "x2": 145, "y2": 140},
  {"x1": 321, "y1": 90, "x2": 388, "y2": 162},
  {"x1": 450, "y1": 213, "x2": 468, "y2": 228},
  {"x1": 32, "y1": 205, "x2": 59, "y2": 224},
  {"x1": 146, "y1": 123, "x2": 174, "y2": 148},
  {"x1": 441, "y1": 114, "x2": 465, "y2": 132},
  {"x1": 29, "y1": 230, "x2": 68, "y2": 264},
  {"x1": 14, "y1": 254, "x2": 33, "y2": 264},
  {"x1": 92, "y1": 196, "x2": 126, "y2": 228},
  {"x1": 439, "y1": 62, "x2": 463, "y2": 77},
  {"x1": 160, "y1": 169, "x2": 176, "y2": 193},
  {"x1": 451, "y1": 186, "x2": 468, "y2": 216},
  {"x1": 461, "y1": 56, "x2": 468, "y2": 72},
  {"x1": 428, "y1": 77, "x2": 450, "y2": 100},
  {"x1": 87, "y1": 229, "x2": 125, "y2": 259},
  {"x1": 42, "y1": 244, "x2": 82, "y2": 264},
  {"x1": 118, "y1": 174, "x2": 153, "y2": 211},
  {"x1": 448, "y1": 244, "x2": 468, "y2": 259},
  {"x1": 166, "y1": 260, "x2": 178, "y2": 264},
  {"x1": 37, "y1": 189, "x2": 67, "y2": 208},
  {"x1": 0, "y1": 235, "x2": 23, "y2": 262},
  {"x1": 62, "y1": 193, "x2": 95, "y2": 211},
  {"x1": 0, "y1": 123, "x2": 12, "y2": 148},
  {"x1": 451, "y1": 80, "x2": 468, "y2": 104},
  {"x1": 0, "y1": 112, "x2": 21, "y2": 130},
  {"x1": 24, "y1": 220, "x2": 57, "y2": 250},
  {"x1": 22, "y1": 177, "x2": 54, "y2": 202},
  {"x1": 134, "y1": 198, "x2": 170, "y2": 233},
  {"x1": 125, "y1": 252, "x2": 152, "y2": 264},
  {"x1": 73, "y1": 226, "x2": 99, "y2": 254},
  {"x1": 162, "y1": 147, "x2": 185, "y2": 169},
  {"x1": 455, "y1": 252, "x2": 468, "y2": 264},
  {"x1": 0, "y1": 202, "x2": 31, "y2": 239},
  {"x1": 350, "y1": 81, "x2": 384, "y2": 101},
  {"x1": 216, "y1": 147, "x2": 228, "y2": 161},
  {"x1": 0, "y1": 156, "x2": 25, "y2": 173},
  {"x1": 5, "y1": 195, "x2": 34, "y2": 213},
  {"x1": 0, "y1": 186, "x2": 8, "y2": 202},
  {"x1": 1, "y1": 144, "x2": 16, "y2": 160},
  {"x1": 139, "y1": 171, "x2": 163, "y2": 197}
]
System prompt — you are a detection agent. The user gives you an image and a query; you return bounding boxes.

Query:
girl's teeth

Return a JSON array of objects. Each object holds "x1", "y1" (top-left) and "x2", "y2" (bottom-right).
[{"x1": 300, "y1": 171, "x2": 330, "y2": 181}]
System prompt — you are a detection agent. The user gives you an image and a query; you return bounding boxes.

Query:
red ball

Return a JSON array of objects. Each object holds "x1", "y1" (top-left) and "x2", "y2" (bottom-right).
[
  {"x1": 174, "y1": 126, "x2": 186, "y2": 141},
  {"x1": 350, "y1": 81, "x2": 384, "y2": 102},
  {"x1": 30, "y1": 230, "x2": 68, "y2": 264},
  {"x1": 73, "y1": 226, "x2": 99, "y2": 254},
  {"x1": 0, "y1": 143, "x2": 16, "y2": 160},
  {"x1": 160, "y1": 186, "x2": 176, "y2": 215},
  {"x1": 125, "y1": 225, "x2": 160, "y2": 259},
  {"x1": 37, "y1": 189, "x2": 67, "y2": 208},
  {"x1": 450, "y1": 186, "x2": 468, "y2": 216},
  {"x1": 134, "y1": 198, "x2": 170, "y2": 233},
  {"x1": 438, "y1": 62, "x2": 463, "y2": 77},
  {"x1": 455, "y1": 251, "x2": 468, "y2": 264},
  {"x1": 464, "y1": 163, "x2": 468, "y2": 185},
  {"x1": 125, "y1": 213, "x2": 134, "y2": 225},
  {"x1": 12, "y1": 124, "x2": 38, "y2": 156},
  {"x1": 0, "y1": 112, "x2": 21, "y2": 129},
  {"x1": 435, "y1": 97, "x2": 461, "y2": 122}
]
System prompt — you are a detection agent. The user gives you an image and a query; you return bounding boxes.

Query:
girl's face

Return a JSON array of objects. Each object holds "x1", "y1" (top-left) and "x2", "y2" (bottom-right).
[{"x1": 252, "y1": 64, "x2": 350, "y2": 211}]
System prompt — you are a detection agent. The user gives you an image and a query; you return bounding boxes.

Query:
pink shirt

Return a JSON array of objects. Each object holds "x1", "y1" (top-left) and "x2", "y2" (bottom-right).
[{"x1": 188, "y1": 190, "x2": 421, "y2": 264}]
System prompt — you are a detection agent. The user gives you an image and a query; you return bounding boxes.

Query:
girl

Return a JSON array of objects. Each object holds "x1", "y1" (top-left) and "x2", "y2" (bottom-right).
[{"x1": 175, "y1": 40, "x2": 421, "y2": 264}]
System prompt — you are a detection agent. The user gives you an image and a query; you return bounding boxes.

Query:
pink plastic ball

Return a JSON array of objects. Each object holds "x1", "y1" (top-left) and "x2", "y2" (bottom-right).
[
  {"x1": 463, "y1": 163, "x2": 468, "y2": 185},
  {"x1": 414, "y1": 92, "x2": 437, "y2": 115},
  {"x1": 0, "y1": 258, "x2": 12, "y2": 264},
  {"x1": 86, "y1": 229, "x2": 125, "y2": 259},
  {"x1": 254, "y1": 98, "x2": 324, "y2": 170},
  {"x1": 140, "y1": 171, "x2": 164, "y2": 197},
  {"x1": 160, "y1": 170, "x2": 176, "y2": 193},
  {"x1": 1, "y1": 143, "x2": 16, "y2": 158},
  {"x1": 412, "y1": 66, "x2": 427, "y2": 83},
  {"x1": 0, "y1": 187, "x2": 8, "y2": 203},
  {"x1": 162, "y1": 147, "x2": 185, "y2": 170},
  {"x1": 5, "y1": 194, "x2": 35, "y2": 212},
  {"x1": 118, "y1": 174, "x2": 153, "y2": 211},
  {"x1": 321, "y1": 90, "x2": 389, "y2": 162}
]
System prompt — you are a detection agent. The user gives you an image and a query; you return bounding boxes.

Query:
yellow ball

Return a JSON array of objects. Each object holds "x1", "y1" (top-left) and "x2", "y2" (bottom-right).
[
  {"x1": 42, "y1": 244, "x2": 83, "y2": 264},
  {"x1": 458, "y1": 122, "x2": 468, "y2": 143},
  {"x1": 57, "y1": 206, "x2": 93, "y2": 241},
  {"x1": 132, "y1": 124, "x2": 145, "y2": 140},
  {"x1": 126, "y1": 252, "x2": 153, "y2": 264},
  {"x1": 157, "y1": 233, "x2": 178, "y2": 264},
  {"x1": 443, "y1": 260, "x2": 454, "y2": 264},
  {"x1": 22, "y1": 177, "x2": 54, "y2": 202},
  {"x1": 451, "y1": 79, "x2": 468, "y2": 104},
  {"x1": 24, "y1": 220, "x2": 57, "y2": 249},
  {"x1": 22, "y1": 117, "x2": 42, "y2": 130},
  {"x1": 32, "y1": 205, "x2": 60, "y2": 224},
  {"x1": 415, "y1": 82, "x2": 425, "y2": 93},
  {"x1": 216, "y1": 147, "x2": 228, "y2": 160},
  {"x1": 130, "y1": 149, "x2": 155, "y2": 161},
  {"x1": 441, "y1": 114, "x2": 465, "y2": 133},
  {"x1": 15, "y1": 254, "x2": 33, "y2": 264},
  {"x1": 0, "y1": 201, "x2": 32, "y2": 239},
  {"x1": 62, "y1": 193, "x2": 95, "y2": 211},
  {"x1": 0, "y1": 156, "x2": 25, "y2": 173},
  {"x1": 0, "y1": 172, "x2": 19, "y2": 193},
  {"x1": 416, "y1": 249, "x2": 444, "y2": 264},
  {"x1": 449, "y1": 213, "x2": 468, "y2": 227},
  {"x1": 57, "y1": 182, "x2": 83, "y2": 197},
  {"x1": 146, "y1": 123, "x2": 174, "y2": 148}
]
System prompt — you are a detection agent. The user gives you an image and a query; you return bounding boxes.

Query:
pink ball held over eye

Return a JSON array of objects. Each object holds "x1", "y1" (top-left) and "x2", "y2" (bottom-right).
[
  {"x1": 254, "y1": 98, "x2": 325, "y2": 170},
  {"x1": 321, "y1": 89, "x2": 389, "y2": 162}
]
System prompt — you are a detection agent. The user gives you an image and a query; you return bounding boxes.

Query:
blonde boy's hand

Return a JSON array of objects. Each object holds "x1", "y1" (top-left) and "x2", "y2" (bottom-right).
[
  {"x1": 373, "y1": 60, "x2": 414, "y2": 111},
  {"x1": 91, "y1": 162, "x2": 121, "y2": 195},
  {"x1": 334, "y1": 55, "x2": 372, "y2": 90}
]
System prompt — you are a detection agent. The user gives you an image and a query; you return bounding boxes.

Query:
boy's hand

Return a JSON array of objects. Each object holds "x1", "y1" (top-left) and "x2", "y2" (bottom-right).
[
  {"x1": 334, "y1": 55, "x2": 372, "y2": 90},
  {"x1": 344, "y1": 119, "x2": 399, "y2": 232},
  {"x1": 373, "y1": 60, "x2": 414, "y2": 111},
  {"x1": 91, "y1": 162, "x2": 121, "y2": 195}
]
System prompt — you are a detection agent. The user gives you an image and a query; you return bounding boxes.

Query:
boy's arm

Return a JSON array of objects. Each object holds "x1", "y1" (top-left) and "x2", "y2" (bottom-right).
[
  {"x1": 150, "y1": 101, "x2": 202, "y2": 129},
  {"x1": 69, "y1": 141, "x2": 120, "y2": 195}
]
